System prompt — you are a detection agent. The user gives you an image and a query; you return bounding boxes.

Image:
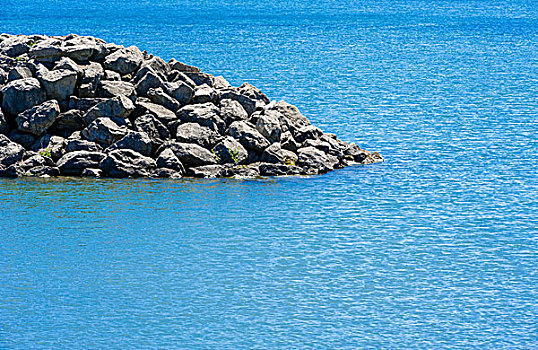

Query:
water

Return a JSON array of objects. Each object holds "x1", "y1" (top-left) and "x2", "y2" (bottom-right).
[{"x1": 1, "y1": 0, "x2": 537, "y2": 348}]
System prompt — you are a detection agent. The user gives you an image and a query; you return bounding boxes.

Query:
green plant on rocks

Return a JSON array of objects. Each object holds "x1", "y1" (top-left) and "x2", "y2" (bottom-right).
[
  {"x1": 39, "y1": 147, "x2": 52, "y2": 158},
  {"x1": 284, "y1": 155, "x2": 295, "y2": 166},
  {"x1": 229, "y1": 147, "x2": 242, "y2": 165}
]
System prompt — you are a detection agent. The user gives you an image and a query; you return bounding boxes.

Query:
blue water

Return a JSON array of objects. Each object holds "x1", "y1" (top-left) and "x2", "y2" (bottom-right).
[{"x1": 1, "y1": 0, "x2": 537, "y2": 348}]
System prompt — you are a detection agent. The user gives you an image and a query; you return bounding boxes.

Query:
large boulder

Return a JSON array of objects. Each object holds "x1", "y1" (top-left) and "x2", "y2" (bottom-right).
[
  {"x1": 103, "y1": 46, "x2": 143, "y2": 75},
  {"x1": 176, "y1": 103, "x2": 225, "y2": 134},
  {"x1": 297, "y1": 146, "x2": 339, "y2": 174},
  {"x1": 81, "y1": 117, "x2": 128, "y2": 146},
  {"x1": 0, "y1": 134, "x2": 25, "y2": 167},
  {"x1": 28, "y1": 39, "x2": 64, "y2": 62},
  {"x1": 219, "y1": 90, "x2": 257, "y2": 116},
  {"x1": 273, "y1": 101, "x2": 310, "y2": 130},
  {"x1": 0, "y1": 36, "x2": 30, "y2": 57},
  {"x1": 187, "y1": 164, "x2": 226, "y2": 178},
  {"x1": 78, "y1": 62, "x2": 104, "y2": 97},
  {"x1": 192, "y1": 84, "x2": 218, "y2": 104},
  {"x1": 15, "y1": 100, "x2": 60, "y2": 136},
  {"x1": 255, "y1": 110, "x2": 282, "y2": 143},
  {"x1": 108, "y1": 130, "x2": 152, "y2": 156},
  {"x1": 227, "y1": 121, "x2": 270, "y2": 152},
  {"x1": 83, "y1": 95, "x2": 135, "y2": 124},
  {"x1": 65, "y1": 139, "x2": 103, "y2": 153},
  {"x1": 133, "y1": 114, "x2": 170, "y2": 141},
  {"x1": 36, "y1": 65, "x2": 77, "y2": 100},
  {"x1": 175, "y1": 122, "x2": 223, "y2": 149},
  {"x1": 51, "y1": 110, "x2": 85, "y2": 133},
  {"x1": 212, "y1": 136, "x2": 248, "y2": 165},
  {"x1": 135, "y1": 69, "x2": 163, "y2": 97},
  {"x1": 0, "y1": 109, "x2": 9, "y2": 134},
  {"x1": 57, "y1": 151, "x2": 106, "y2": 175},
  {"x1": 99, "y1": 149, "x2": 156, "y2": 177},
  {"x1": 162, "y1": 141, "x2": 218, "y2": 167},
  {"x1": 8, "y1": 66, "x2": 33, "y2": 81},
  {"x1": 164, "y1": 81, "x2": 194, "y2": 105},
  {"x1": 134, "y1": 101, "x2": 176, "y2": 124},
  {"x1": 62, "y1": 35, "x2": 106, "y2": 62},
  {"x1": 168, "y1": 59, "x2": 201, "y2": 73},
  {"x1": 147, "y1": 87, "x2": 180, "y2": 111},
  {"x1": 97, "y1": 80, "x2": 136, "y2": 101},
  {"x1": 31, "y1": 134, "x2": 66, "y2": 160},
  {"x1": 156, "y1": 148, "x2": 185, "y2": 173},
  {"x1": 1, "y1": 78, "x2": 47, "y2": 116},
  {"x1": 219, "y1": 98, "x2": 248, "y2": 126},
  {"x1": 260, "y1": 142, "x2": 284, "y2": 164}
]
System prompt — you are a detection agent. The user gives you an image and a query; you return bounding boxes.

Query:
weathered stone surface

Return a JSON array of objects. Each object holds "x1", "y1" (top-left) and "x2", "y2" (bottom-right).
[
  {"x1": 78, "y1": 62, "x2": 103, "y2": 97},
  {"x1": 28, "y1": 40, "x2": 64, "y2": 62},
  {"x1": 104, "y1": 70, "x2": 121, "y2": 81},
  {"x1": 156, "y1": 148, "x2": 185, "y2": 173},
  {"x1": 0, "y1": 109, "x2": 9, "y2": 134},
  {"x1": 62, "y1": 35, "x2": 105, "y2": 62},
  {"x1": 31, "y1": 134, "x2": 66, "y2": 160},
  {"x1": 36, "y1": 65, "x2": 77, "y2": 100},
  {"x1": 133, "y1": 114, "x2": 170, "y2": 141},
  {"x1": 0, "y1": 134, "x2": 25, "y2": 166},
  {"x1": 164, "y1": 81, "x2": 194, "y2": 105},
  {"x1": 219, "y1": 99, "x2": 248, "y2": 126},
  {"x1": 99, "y1": 149, "x2": 156, "y2": 177},
  {"x1": 25, "y1": 165, "x2": 60, "y2": 177},
  {"x1": 54, "y1": 57, "x2": 83, "y2": 76},
  {"x1": 297, "y1": 146, "x2": 339, "y2": 174},
  {"x1": 187, "y1": 164, "x2": 225, "y2": 178},
  {"x1": 83, "y1": 95, "x2": 135, "y2": 124},
  {"x1": 260, "y1": 142, "x2": 284, "y2": 164},
  {"x1": 227, "y1": 121, "x2": 270, "y2": 152},
  {"x1": 175, "y1": 122, "x2": 223, "y2": 149},
  {"x1": 212, "y1": 136, "x2": 248, "y2": 165},
  {"x1": 52, "y1": 110, "x2": 85, "y2": 133},
  {"x1": 8, "y1": 130, "x2": 35, "y2": 149},
  {"x1": 239, "y1": 82, "x2": 270, "y2": 106},
  {"x1": 0, "y1": 36, "x2": 30, "y2": 57},
  {"x1": 103, "y1": 46, "x2": 143, "y2": 75},
  {"x1": 16, "y1": 100, "x2": 60, "y2": 136},
  {"x1": 258, "y1": 163, "x2": 302, "y2": 176},
  {"x1": 135, "y1": 69, "x2": 163, "y2": 97},
  {"x1": 280, "y1": 131, "x2": 300, "y2": 152},
  {"x1": 273, "y1": 100, "x2": 310, "y2": 130},
  {"x1": 97, "y1": 80, "x2": 136, "y2": 101},
  {"x1": 57, "y1": 151, "x2": 106, "y2": 176},
  {"x1": 8, "y1": 66, "x2": 33, "y2": 81},
  {"x1": 81, "y1": 168, "x2": 102, "y2": 177},
  {"x1": 256, "y1": 110, "x2": 282, "y2": 143},
  {"x1": 68, "y1": 96, "x2": 107, "y2": 111},
  {"x1": 1, "y1": 78, "x2": 47, "y2": 115},
  {"x1": 141, "y1": 56, "x2": 170, "y2": 80},
  {"x1": 81, "y1": 117, "x2": 128, "y2": 146},
  {"x1": 168, "y1": 59, "x2": 201, "y2": 73},
  {"x1": 177, "y1": 103, "x2": 225, "y2": 134},
  {"x1": 219, "y1": 90, "x2": 257, "y2": 116},
  {"x1": 293, "y1": 125, "x2": 323, "y2": 143},
  {"x1": 147, "y1": 87, "x2": 180, "y2": 111},
  {"x1": 65, "y1": 138, "x2": 103, "y2": 153},
  {"x1": 108, "y1": 130, "x2": 152, "y2": 156},
  {"x1": 192, "y1": 84, "x2": 218, "y2": 104},
  {"x1": 151, "y1": 167, "x2": 182, "y2": 178},
  {"x1": 162, "y1": 141, "x2": 218, "y2": 167},
  {"x1": 134, "y1": 101, "x2": 176, "y2": 124}
]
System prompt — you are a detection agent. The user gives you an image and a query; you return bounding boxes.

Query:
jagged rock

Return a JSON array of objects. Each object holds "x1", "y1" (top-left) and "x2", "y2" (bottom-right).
[
  {"x1": 133, "y1": 114, "x2": 170, "y2": 141},
  {"x1": 97, "y1": 80, "x2": 136, "y2": 101},
  {"x1": 219, "y1": 99, "x2": 248, "y2": 126},
  {"x1": 147, "y1": 87, "x2": 180, "y2": 111},
  {"x1": 52, "y1": 110, "x2": 85, "y2": 133},
  {"x1": 293, "y1": 125, "x2": 323, "y2": 143},
  {"x1": 0, "y1": 109, "x2": 9, "y2": 134},
  {"x1": 297, "y1": 146, "x2": 339, "y2": 174},
  {"x1": 0, "y1": 36, "x2": 30, "y2": 57},
  {"x1": 224, "y1": 165, "x2": 260, "y2": 178},
  {"x1": 219, "y1": 90, "x2": 257, "y2": 116},
  {"x1": 104, "y1": 70, "x2": 121, "y2": 81},
  {"x1": 239, "y1": 82, "x2": 270, "y2": 106},
  {"x1": 25, "y1": 165, "x2": 60, "y2": 177},
  {"x1": 68, "y1": 96, "x2": 107, "y2": 111},
  {"x1": 141, "y1": 56, "x2": 170, "y2": 80},
  {"x1": 134, "y1": 101, "x2": 176, "y2": 124},
  {"x1": 1, "y1": 78, "x2": 47, "y2": 115},
  {"x1": 185, "y1": 72, "x2": 216, "y2": 86},
  {"x1": 83, "y1": 95, "x2": 135, "y2": 124},
  {"x1": 62, "y1": 35, "x2": 106, "y2": 62},
  {"x1": 18, "y1": 154, "x2": 53, "y2": 170},
  {"x1": 28, "y1": 40, "x2": 63, "y2": 62},
  {"x1": 164, "y1": 81, "x2": 194, "y2": 105},
  {"x1": 192, "y1": 84, "x2": 218, "y2": 104},
  {"x1": 227, "y1": 121, "x2": 270, "y2": 152},
  {"x1": 303, "y1": 139, "x2": 331, "y2": 154},
  {"x1": 168, "y1": 59, "x2": 201, "y2": 73},
  {"x1": 156, "y1": 148, "x2": 185, "y2": 173},
  {"x1": 169, "y1": 71, "x2": 196, "y2": 88},
  {"x1": 81, "y1": 117, "x2": 128, "y2": 146},
  {"x1": 175, "y1": 122, "x2": 223, "y2": 149},
  {"x1": 8, "y1": 66, "x2": 33, "y2": 81},
  {"x1": 258, "y1": 163, "x2": 302, "y2": 176},
  {"x1": 177, "y1": 103, "x2": 225, "y2": 134},
  {"x1": 36, "y1": 65, "x2": 77, "y2": 100},
  {"x1": 99, "y1": 149, "x2": 156, "y2": 177},
  {"x1": 0, "y1": 134, "x2": 25, "y2": 166},
  {"x1": 0, "y1": 164, "x2": 24, "y2": 178},
  {"x1": 151, "y1": 167, "x2": 182, "y2": 178},
  {"x1": 273, "y1": 101, "x2": 310, "y2": 130},
  {"x1": 162, "y1": 141, "x2": 218, "y2": 167},
  {"x1": 0, "y1": 69, "x2": 7, "y2": 86},
  {"x1": 212, "y1": 137, "x2": 248, "y2": 165},
  {"x1": 256, "y1": 110, "x2": 282, "y2": 143},
  {"x1": 81, "y1": 168, "x2": 102, "y2": 177},
  {"x1": 212, "y1": 76, "x2": 232, "y2": 89},
  {"x1": 78, "y1": 62, "x2": 104, "y2": 97},
  {"x1": 135, "y1": 69, "x2": 163, "y2": 96},
  {"x1": 282, "y1": 149, "x2": 298, "y2": 166},
  {"x1": 260, "y1": 142, "x2": 284, "y2": 164},
  {"x1": 31, "y1": 134, "x2": 66, "y2": 160},
  {"x1": 8, "y1": 130, "x2": 35, "y2": 149},
  {"x1": 57, "y1": 151, "x2": 106, "y2": 176},
  {"x1": 103, "y1": 46, "x2": 143, "y2": 75},
  {"x1": 65, "y1": 138, "x2": 103, "y2": 153},
  {"x1": 280, "y1": 131, "x2": 300, "y2": 152},
  {"x1": 188, "y1": 164, "x2": 225, "y2": 178},
  {"x1": 108, "y1": 130, "x2": 152, "y2": 156},
  {"x1": 15, "y1": 100, "x2": 60, "y2": 136},
  {"x1": 54, "y1": 57, "x2": 83, "y2": 76}
]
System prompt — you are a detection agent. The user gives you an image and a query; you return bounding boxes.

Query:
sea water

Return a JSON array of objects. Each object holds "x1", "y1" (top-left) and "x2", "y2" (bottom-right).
[{"x1": 0, "y1": 0, "x2": 537, "y2": 348}]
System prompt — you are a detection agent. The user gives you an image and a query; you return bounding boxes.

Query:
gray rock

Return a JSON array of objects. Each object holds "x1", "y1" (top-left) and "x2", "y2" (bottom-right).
[
  {"x1": 297, "y1": 146, "x2": 339, "y2": 174},
  {"x1": 256, "y1": 110, "x2": 282, "y2": 143},
  {"x1": 52, "y1": 109, "x2": 85, "y2": 132},
  {"x1": 25, "y1": 165, "x2": 60, "y2": 177},
  {"x1": 219, "y1": 99, "x2": 248, "y2": 126},
  {"x1": 36, "y1": 65, "x2": 77, "y2": 100},
  {"x1": 282, "y1": 149, "x2": 298, "y2": 166},
  {"x1": 168, "y1": 71, "x2": 196, "y2": 88},
  {"x1": 162, "y1": 141, "x2": 218, "y2": 167},
  {"x1": 147, "y1": 87, "x2": 180, "y2": 111},
  {"x1": 99, "y1": 149, "x2": 156, "y2": 178},
  {"x1": 212, "y1": 137, "x2": 248, "y2": 165},
  {"x1": 141, "y1": 56, "x2": 170, "y2": 80},
  {"x1": 192, "y1": 84, "x2": 218, "y2": 104},
  {"x1": 108, "y1": 131, "x2": 152, "y2": 156},
  {"x1": 177, "y1": 103, "x2": 225, "y2": 134},
  {"x1": 104, "y1": 70, "x2": 121, "y2": 81},
  {"x1": 212, "y1": 76, "x2": 232, "y2": 89},
  {"x1": 293, "y1": 125, "x2": 323, "y2": 143},
  {"x1": 273, "y1": 100, "x2": 310, "y2": 130},
  {"x1": 81, "y1": 117, "x2": 128, "y2": 146},
  {"x1": 224, "y1": 165, "x2": 260, "y2": 178},
  {"x1": 103, "y1": 46, "x2": 143, "y2": 75},
  {"x1": 81, "y1": 168, "x2": 103, "y2": 177},
  {"x1": 187, "y1": 164, "x2": 225, "y2": 178},
  {"x1": 227, "y1": 121, "x2": 270, "y2": 152},
  {"x1": 28, "y1": 40, "x2": 63, "y2": 62},
  {"x1": 83, "y1": 95, "x2": 135, "y2": 124},
  {"x1": 78, "y1": 62, "x2": 104, "y2": 97},
  {"x1": 8, "y1": 130, "x2": 35, "y2": 149},
  {"x1": 135, "y1": 101, "x2": 176, "y2": 124},
  {"x1": 156, "y1": 148, "x2": 185, "y2": 173},
  {"x1": 97, "y1": 80, "x2": 136, "y2": 101},
  {"x1": 0, "y1": 69, "x2": 7, "y2": 86},
  {"x1": 65, "y1": 139, "x2": 103, "y2": 153},
  {"x1": 219, "y1": 90, "x2": 257, "y2": 116},
  {"x1": 151, "y1": 167, "x2": 182, "y2": 178},
  {"x1": 258, "y1": 163, "x2": 302, "y2": 176},
  {"x1": 0, "y1": 36, "x2": 30, "y2": 57},
  {"x1": 260, "y1": 142, "x2": 284, "y2": 164},
  {"x1": 0, "y1": 78, "x2": 47, "y2": 115},
  {"x1": 185, "y1": 72, "x2": 216, "y2": 86},
  {"x1": 31, "y1": 134, "x2": 66, "y2": 160},
  {"x1": 135, "y1": 69, "x2": 163, "y2": 97},
  {"x1": 0, "y1": 134, "x2": 25, "y2": 166},
  {"x1": 18, "y1": 154, "x2": 50, "y2": 170},
  {"x1": 168, "y1": 59, "x2": 201, "y2": 73},
  {"x1": 62, "y1": 37, "x2": 105, "y2": 62},
  {"x1": 175, "y1": 122, "x2": 223, "y2": 149},
  {"x1": 303, "y1": 139, "x2": 331, "y2": 154},
  {"x1": 54, "y1": 57, "x2": 83, "y2": 76},
  {"x1": 280, "y1": 131, "x2": 300, "y2": 152},
  {"x1": 8, "y1": 66, "x2": 33, "y2": 81},
  {"x1": 238, "y1": 82, "x2": 270, "y2": 106},
  {"x1": 164, "y1": 81, "x2": 194, "y2": 105},
  {"x1": 0, "y1": 109, "x2": 9, "y2": 134},
  {"x1": 57, "y1": 151, "x2": 106, "y2": 176},
  {"x1": 68, "y1": 96, "x2": 107, "y2": 111},
  {"x1": 16, "y1": 100, "x2": 60, "y2": 136},
  {"x1": 133, "y1": 114, "x2": 170, "y2": 141}
]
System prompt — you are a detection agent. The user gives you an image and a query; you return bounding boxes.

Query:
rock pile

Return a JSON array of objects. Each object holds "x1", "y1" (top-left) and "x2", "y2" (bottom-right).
[{"x1": 0, "y1": 33, "x2": 382, "y2": 178}]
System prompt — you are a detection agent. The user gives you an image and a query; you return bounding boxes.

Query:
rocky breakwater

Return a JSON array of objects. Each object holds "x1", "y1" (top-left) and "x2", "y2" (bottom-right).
[{"x1": 0, "y1": 34, "x2": 382, "y2": 178}]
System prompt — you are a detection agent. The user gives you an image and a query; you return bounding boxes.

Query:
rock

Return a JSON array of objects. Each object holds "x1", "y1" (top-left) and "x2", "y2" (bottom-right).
[
  {"x1": 0, "y1": 134, "x2": 25, "y2": 167},
  {"x1": 108, "y1": 131, "x2": 152, "y2": 156},
  {"x1": 219, "y1": 90, "x2": 257, "y2": 116},
  {"x1": 68, "y1": 96, "x2": 107, "y2": 111},
  {"x1": 185, "y1": 72, "x2": 216, "y2": 86},
  {"x1": 219, "y1": 99, "x2": 248, "y2": 126},
  {"x1": 239, "y1": 83, "x2": 270, "y2": 105},
  {"x1": 0, "y1": 109, "x2": 9, "y2": 134},
  {"x1": 0, "y1": 69, "x2": 7, "y2": 86},
  {"x1": 260, "y1": 142, "x2": 284, "y2": 164},
  {"x1": 99, "y1": 149, "x2": 156, "y2": 177},
  {"x1": 212, "y1": 76, "x2": 232, "y2": 89},
  {"x1": 0, "y1": 36, "x2": 30, "y2": 57},
  {"x1": 104, "y1": 70, "x2": 121, "y2": 81},
  {"x1": 36, "y1": 65, "x2": 77, "y2": 100},
  {"x1": 168, "y1": 59, "x2": 201, "y2": 73},
  {"x1": 192, "y1": 84, "x2": 218, "y2": 104},
  {"x1": 8, "y1": 66, "x2": 33, "y2": 81},
  {"x1": 81, "y1": 117, "x2": 128, "y2": 146},
  {"x1": 258, "y1": 163, "x2": 302, "y2": 176},
  {"x1": 147, "y1": 87, "x2": 180, "y2": 111},
  {"x1": 282, "y1": 149, "x2": 298, "y2": 166},
  {"x1": 81, "y1": 168, "x2": 102, "y2": 177},
  {"x1": 31, "y1": 134, "x2": 66, "y2": 160},
  {"x1": 57, "y1": 151, "x2": 106, "y2": 176},
  {"x1": 168, "y1": 71, "x2": 196, "y2": 88},
  {"x1": 212, "y1": 137, "x2": 248, "y2": 165},
  {"x1": 280, "y1": 131, "x2": 300, "y2": 152},
  {"x1": 15, "y1": 100, "x2": 60, "y2": 136},
  {"x1": 297, "y1": 146, "x2": 339, "y2": 174},
  {"x1": 151, "y1": 167, "x2": 182, "y2": 178},
  {"x1": 141, "y1": 56, "x2": 170, "y2": 80},
  {"x1": 135, "y1": 69, "x2": 163, "y2": 97},
  {"x1": 65, "y1": 139, "x2": 103, "y2": 153},
  {"x1": 175, "y1": 123, "x2": 223, "y2": 149},
  {"x1": 8, "y1": 130, "x2": 35, "y2": 149},
  {"x1": 52, "y1": 110, "x2": 85, "y2": 133},
  {"x1": 177, "y1": 103, "x2": 225, "y2": 134},
  {"x1": 62, "y1": 36, "x2": 105, "y2": 62},
  {"x1": 224, "y1": 165, "x2": 260, "y2": 178},
  {"x1": 156, "y1": 148, "x2": 185, "y2": 173},
  {"x1": 256, "y1": 110, "x2": 282, "y2": 143},
  {"x1": 134, "y1": 101, "x2": 176, "y2": 124},
  {"x1": 0, "y1": 164, "x2": 24, "y2": 178},
  {"x1": 273, "y1": 100, "x2": 310, "y2": 130},
  {"x1": 54, "y1": 57, "x2": 83, "y2": 76},
  {"x1": 78, "y1": 62, "x2": 103, "y2": 97},
  {"x1": 303, "y1": 139, "x2": 331, "y2": 154},
  {"x1": 83, "y1": 95, "x2": 135, "y2": 124},
  {"x1": 133, "y1": 114, "x2": 170, "y2": 141},
  {"x1": 164, "y1": 81, "x2": 194, "y2": 105},
  {"x1": 25, "y1": 165, "x2": 60, "y2": 177},
  {"x1": 28, "y1": 40, "x2": 63, "y2": 62},
  {"x1": 187, "y1": 164, "x2": 225, "y2": 178},
  {"x1": 293, "y1": 125, "x2": 323, "y2": 143},
  {"x1": 97, "y1": 80, "x2": 136, "y2": 101},
  {"x1": 103, "y1": 46, "x2": 143, "y2": 75},
  {"x1": 227, "y1": 121, "x2": 270, "y2": 152},
  {"x1": 162, "y1": 141, "x2": 218, "y2": 167},
  {"x1": 1, "y1": 78, "x2": 47, "y2": 115}
]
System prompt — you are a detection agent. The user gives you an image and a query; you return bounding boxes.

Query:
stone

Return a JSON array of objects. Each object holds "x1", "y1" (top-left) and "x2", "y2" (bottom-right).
[
  {"x1": 141, "y1": 56, "x2": 170, "y2": 80},
  {"x1": 177, "y1": 103, "x2": 225, "y2": 134},
  {"x1": 164, "y1": 81, "x2": 194, "y2": 105},
  {"x1": 0, "y1": 78, "x2": 47, "y2": 115},
  {"x1": 108, "y1": 131, "x2": 152, "y2": 156},
  {"x1": 212, "y1": 76, "x2": 232, "y2": 89},
  {"x1": 78, "y1": 62, "x2": 104, "y2": 97},
  {"x1": 54, "y1": 57, "x2": 83, "y2": 76},
  {"x1": 8, "y1": 66, "x2": 33, "y2": 81},
  {"x1": 212, "y1": 137, "x2": 248, "y2": 165},
  {"x1": 81, "y1": 117, "x2": 128, "y2": 146},
  {"x1": 0, "y1": 134, "x2": 25, "y2": 167},
  {"x1": 147, "y1": 87, "x2": 180, "y2": 111},
  {"x1": 185, "y1": 72, "x2": 216, "y2": 86},
  {"x1": 227, "y1": 121, "x2": 270, "y2": 152},
  {"x1": 81, "y1": 168, "x2": 102, "y2": 177},
  {"x1": 0, "y1": 109, "x2": 9, "y2": 134},
  {"x1": 83, "y1": 95, "x2": 135, "y2": 124},
  {"x1": 151, "y1": 168, "x2": 182, "y2": 178},
  {"x1": 187, "y1": 164, "x2": 226, "y2": 178},
  {"x1": 57, "y1": 151, "x2": 106, "y2": 176},
  {"x1": 219, "y1": 99, "x2": 248, "y2": 126},
  {"x1": 238, "y1": 82, "x2": 270, "y2": 105},
  {"x1": 280, "y1": 131, "x2": 300, "y2": 152},
  {"x1": 133, "y1": 114, "x2": 170, "y2": 141},
  {"x1": 52, "y1": 110, "x2": 85, "y2": 132},
  {"x1": 104, "y1": 70, "x2": 121, "y2": 81},
  {"x1": 192, "y1": 84, "x2": 218, "y2": 104},
  {"x1": 175, "y1": 123, "x2": 223, "y2": 149},
  {"x1": 303, "y1": 139, "x2": 331, "y2": 154},
  {"x1": 36, "y1": 65, "x2": 77, "y2": 100},
  {"x1": 103, "y1": 46, "x2": 143, "y2": 75},
  {"x1": 219, "y1": 90, "x2": 257, "y2": 116},
  {"x1": 16, "y1": 100, "x2": 60, "y2": 136},
  {"x1": 135, "y1": 69, "x2": 163, "y2": 97},
  {"x1": 0, "y1": 164, "x2": 24, "y2": 178},
  {"x1": 273, "y1": 100, "x2": 310, "y2": 130},
  {"x1": 8, "y1": 130, "x2": 35, "y2": 149},
  {"x1": 297, "y1": 146, "x2": 339, "y2": 174},
  {"x1": 258, "y1": 163, "x2": 302, "y2": 176},
  {"x1": 293, "y1": 125, "x2": 323, "y2": 143},
  {"x1": 31, "y1": 134, "x2": 66, "y2": 160},
  {"x1": 68, "y1": 96, "x2": 107, "y2": 111},
  {"x1": 65, "y1": 139, "x2": 103, "y2": 153},
  {"x1": 99, "y1": 149, "x2": 156, "y2": 178},
  {"x1": 168, "y1": 59, "x2": 201, "y2": 73},
  {"x1": 156, "y1": 148, "x2": 185, "y2": 173},
  {"x1": 260, "y1": 142, "x2": 284, "y2": 164},
  {"x1": 224, "y1": 165, "x2": 260, "y2": 178},
  {"x1": 25, "y1": 165, "x2": 60, "y2": 177},
  {"x1": 0, "y1": 69, "x2": 7, "y2": 86},
  {"x1": 97, "y1": 80, "x2": 136, "y2": 101},
  {"x1": 256, "y1": 110, "x2": 282, "y2": 143},
  {"x1": 162, "y1": 141, "x2": 218, "y2": 167},
  {"x1": 28, "y1": 40, "x2": 63, "y2": 62},
  {"x1": 62, "y1": 35, "x2": 106, "y2": 61},
  {"x1": 0, "y1": 36, "x2": 30, "y2": 57},
  {"x1": 168, "y1": 71, "x2": 196, "y2": 88},
  {"x1": 134, "y1": 101, "x2": 176, "y2": 124}
]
